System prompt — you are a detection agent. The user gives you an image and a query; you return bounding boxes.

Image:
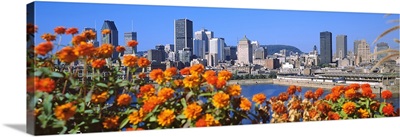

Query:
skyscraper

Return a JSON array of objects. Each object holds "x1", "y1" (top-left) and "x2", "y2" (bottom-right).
[
  {"x1": 193, "y1": 39, "x2": 205, "y2": 58},
  {"x1": 124, "y1": 32, "x2": 137, "y2": 55},
  {"x1": 374, "y1": 42, "x2": 389, "y2": 61},
  {"x1": 237, "y1": 35, "x2": 253, "y2": 65},
  {"x1": 320, "y1": 31, "x2": 332, "y2": 65},
  {"x1": 174, "y1": 19, "x2": 193, "y2": 54},
  {"x1": 194, "y1": 28, "x2": 213, "y2": 54},
  {"x1": 336, "y1": 35, "x2": 347, "y2": 59},
  {"x1": 101, "y1": 20, "x2": 118, "y2": 59},
  {"x1": 209, "y1": 38, "x2": 225, "y2": 62},
  {"x1": 355, "y1": 39, "x2": 371, "y2": 65},
  {"x1": 354, "y1": 40, "x2": 361, "y2": 56}
]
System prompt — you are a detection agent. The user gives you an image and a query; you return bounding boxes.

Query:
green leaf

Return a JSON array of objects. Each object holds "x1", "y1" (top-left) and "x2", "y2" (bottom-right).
[
  {"x1": 181, "y1": 98, "x2": 187, "y2": 108},
  {"x1": 120, "y1": 117, "x2": 130, "y2": 129},
  {"x1": 199, "y1": 93, "x2": 213, "y2": 97},
  {"x1": 50, "y1": 72, "x2": 64, "y2": 78},
  {"x1": 37, "y1": 114, "x2": 48, "y2": 128},
  {"x1": 91, "y1": 119, "x2": 100, "y2": 124},
  {"x1": 84, "y1": 110, "x2": 93, "y2": 114},
  {"x1": 149, "y1": 116, "x2": 157, "y2": 122},
  {"x1": 185, "y1": 91, "x2": 194, "y2": 101},
  {"x1": 59, "y1": 126, "x2": 68, "y2": 134},
  {"x1": 96, "y1": 83, "x2": 108, "y2": 88},
  {"x1": 52, "y1": 120, "x2": 66, "y2": 128},
  {"x1": 176, "y1": 114, "x2": 186, "y2": 120},
  {"x1": 85, "y1": 89, "x2": 94, "y2": 103},
  {"x1": 119, "y1": 80, "x2": 130, "y2": 87},
  {"x1": 34, "y1": 70, "x2": 43, "y2": 77},
  {"x1": 78, "y1": 102, "x2": 85, "y2": 113},
  {"x1": 43, "y1": 94, "x2": 53, "y2": 115},
  {"x1": 379, "y1": 102, "x2": 386, "y2": 114}
]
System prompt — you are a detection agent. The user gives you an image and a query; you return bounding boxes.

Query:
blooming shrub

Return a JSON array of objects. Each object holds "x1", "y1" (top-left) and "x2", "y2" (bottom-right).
[{"x1": 27, "y1": 25, "x2": 399, "y2": 135}]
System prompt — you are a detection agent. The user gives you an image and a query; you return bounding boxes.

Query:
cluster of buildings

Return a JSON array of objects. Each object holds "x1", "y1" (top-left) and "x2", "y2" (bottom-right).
[{"x1": 65, "y1": 19, "x2": 399, "y2": 83}]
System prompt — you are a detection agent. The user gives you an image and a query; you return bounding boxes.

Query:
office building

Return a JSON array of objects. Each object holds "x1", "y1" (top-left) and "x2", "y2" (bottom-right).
[
  {"x1": 174, "y1": 19, "x2": 193, "y2": 53},
  {"x1": 320, "y1": 31, "x2": 332, "y2": 65}
]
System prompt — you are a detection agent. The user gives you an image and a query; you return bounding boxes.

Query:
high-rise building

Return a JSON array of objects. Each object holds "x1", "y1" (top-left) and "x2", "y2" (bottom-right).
[
  {"x1": 83, "y1": 28, "x2": 99, "y2": 47},
  {"x1": 167, "y1": 52, "x2": 176, "y2": 62},
  {"x1": 147, "y1": 49, "x2": 163, "y2": 63},
  {"x1": 194, "y1": 29, "x2": 213, "y2": 54},
  {"x1": 237, "y1": 35, "x2": 253, "y2": 65},
  {"x1": 254, "y1": 47, "x2": 268, "y2": 59},
  {"x1": 224, "y1": 46, "x2": 237, "y2": 61},
  {"x1": 174, "y1": 19, "x2": 193, "y2": 54},
  {"x1": 209, "y1": 38, "x2": 225, "y2": 62},
  {"x1": 178, "y1": 48, "x2": 192, "y2": 66},
  {"x1": 156, "y1": 44, "x2": 166, "y2": 61},
  {"x1": 374, "y1": 42, "x2": 389, "y2": 61},
  {"x1": 251, "y1": 41, "x2": 260, "y2": 52},
  {"x1": 336, "y1": 35, "x2": 347, "y2": 59},
  {"x1": 165, "y1": 44, "x2": 174, "y2": 53},
  {"x1": 124, "y1": 32, "x2": 137, "y2": 55},
  {"x1": 355, "y1": 39, "x2": 371, "y2": 65},
  {"x1": 320, "y1": 31, "x2": 332, "y2": 65},
  {"x1": 193, "y1": 39, "x2": 205, "y2": 59},
  {"x1": 354, "y1": 40, "x2": 361, "y2": 56},
  {"x1": 101, "y1": 20, "x2": 119, "y2": 59}
]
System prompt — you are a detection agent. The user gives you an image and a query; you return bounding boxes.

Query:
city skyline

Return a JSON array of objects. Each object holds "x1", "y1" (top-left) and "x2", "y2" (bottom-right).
[{"x1": 34, "y1": 1, "x2": 399, "y2": 54}]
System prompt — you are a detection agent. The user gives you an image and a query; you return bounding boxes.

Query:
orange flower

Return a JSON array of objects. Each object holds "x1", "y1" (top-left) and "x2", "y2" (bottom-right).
[
  {"x1": 202, "y1": 70, "x2": 216, "y2": 80},
  {"x1": 287, "y1": 85, "x2": 296, "y2": 95},
  {"x1": 91, "y1": 91, "x2": 108, "y2": 104},
  {"x1": 317, "y1": 102, "x2": 331, "y2": 114},
  {"x1": 139, "y1": 84, "x2": 156, "y2": 98},
  {"x1": 56, "y1": 46, "x2": 78, "y2": 63},
  {"x1": 314, "y1": 88, "x2": 324, "y2": 99},
  {"x1": 127, "y1": 40, "x2": 138, "y2": 47},
  {"x1": 81, "y1": 29, "x2": 96, "y2": 40},
  {"x1": 27, "y1": 23, "x2": 38, "y2": 34},
  {"x1": 382, "y1": 103, "x2": 394, "y2": 116},
  {"x1": 308, "y1": 110, "x2": 318, "y2": 119},
  {"x1": 149, "y1": 69, "x2": 164, "y2": 85},
  {"x1": 73, "y1": 42, "x2": 96, "y2": 57},
  {"x1": 360, "y1": 83, "x2": 370, "y2": 89},
  {"x1": 361, "y1": 87, "x2": 373, "y2": 98},
  {"x1": 342, "y1": 102, "x2": 356, "y2": 114},
  {"x1": 41, "y1": 33, "x2": 56, "y2": 41},
  {"x1": 212, "y1": 92, "x2": 230, "y2": 108},
  {"x1": 344, "y1": 88, "x2": 356, "y2": 99},
  {"x1": 183, "y1": 103, "x2": 203, "y2": 120},
  {"x1": 328, "y1": 111, "x2": 340, "y2": 120},
  {"x1": 116, "y1": 46, "x2": 125, "y2": 53},
  {"x1": 143, "y1": 96, "x2": 161, "y2": 113},
  {"x1": 272, "y1": 102, "x2": 286, "y2": 114},
  {"x1": 157, "y1": 88, "x2": 175, "y2": 102},
  {"x1": 217, "y1": 70, "x2": 232, "y2": 81},
  {"x1": 27, "y1": 77, "x2": 36, "y2": 93},
  {"x1": 381, "y1": 90, "x2": 392, "y2": 99},
  {"x1": 240, "y1": 97, "x2": 252, "y2": 111},
  {"x1": 91, "y1": 59, "x2": 106, "y2": 69},
  {"x1": 138, "y1": 57, "x2": 151, "y2": 68},
  {"x1": 204, "y1": 114, "x2": 219, "y2": 126},
  {"x1": 71, "y1": 35, "x2": 87, "y2": 45},
  {"x1": 252, "y1": 93, "x2": 267, "y2": 105},
  {"x1": 97, "y1": 43, "x2": 114, "y2": 58},
  {"x1": 304, "y1": 90, "x2": 314, "y2": 99},
  {"x1": 54, "y1": 103, "x2": 77, "y2": 121},
  {"x1": 173, "y1": 79, "x2": 183, "y2": 88},
  {"x1": 190, "y1": 64, "x2": 205, "y2": 76},
  {"x1": 102, "y1": 29, "x2": 111, "y2": 35},
  {"x1": 138, "y1": 72, "x2": 147, "y2": 79},
  {"x1": 117, "y1": 94, "x2": 132, "y2": 106},
  {"x1": 37, "y1": 78, "x2": 56, "y2": 93},
  {"x1": 226, "y1": 84, "x2": 241, "y2": 96},
  {"x1": 195, "y1": 118, "x2": 207, "y2": 127},
  {"x1": 180, "y1": 67, "x2": 190, "y2": 75},
  {"x1": 348, "y1": 83, "x2": 360, "y2": 90},
  {"x1": 291, "y1": 100, "x2": 302, "y2": 110},
  {"x1": 164, "y1": 67, "x2": 177, "y2": 80},
  {"x1": 66, "y1": 28, "x2": 79, "y2": 35},
  {"x1": 102, "y1": 116, "x2": 119, "y2": 129},
  {"x1": 128, "y1": 108, "x2": 145, "y2": 125},
  {"x1": 370, "y1": 102, "x2": 380, "y2": 111},
  {"x1": 357, "y1": 108, "x2": 369, "y2": 118},
  {"x1": 296, "y1": 86, "x2": 302, "y2": 92},
  {"x1": 157, "y1": 109, "x2": 175, "y2": 126},
  {"x1": 122, "y1": 55, "x2": 138, "y2": 67},
  {"x1": 281, "y1": 113, "x2": 289, "y2": 122},
  {"x1": 278, "y1": 92, "x2": 289, "y2": 101},
  {"x1": 206, "y1": 76, "x2": 218, "y2": 86},
  {"x1": 183, "y1": 75, "x2": 200, "y2": 88},
  {"x1": 215, "y1": 79, "x2": 226, "y2": 89},
  {"x1": 331, "y1": 85, "x2": 345, "y2": 94},
  {"x1": 35, "y1": 42, "x2": 53, "y2": 56}
]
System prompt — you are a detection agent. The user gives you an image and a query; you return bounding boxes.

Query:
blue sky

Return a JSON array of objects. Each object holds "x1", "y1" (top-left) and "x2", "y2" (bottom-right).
[{"x1": 32, "y1": 1, "x2": 399, "y2": 53}]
